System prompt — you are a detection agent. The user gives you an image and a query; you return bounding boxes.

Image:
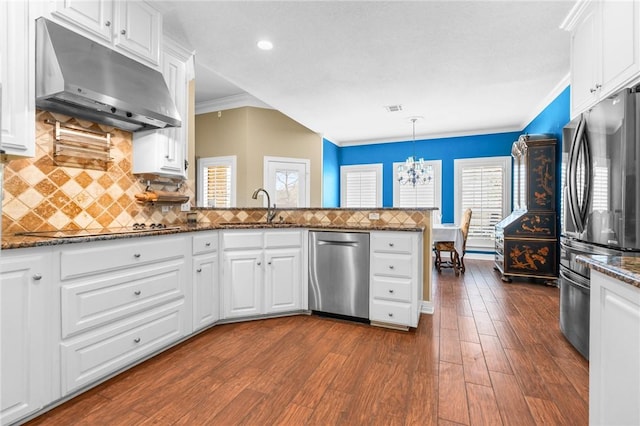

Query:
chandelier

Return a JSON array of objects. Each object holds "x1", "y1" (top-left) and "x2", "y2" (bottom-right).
[{"x1": 397, "y1": 117, "x2": 433, "y2": 186}]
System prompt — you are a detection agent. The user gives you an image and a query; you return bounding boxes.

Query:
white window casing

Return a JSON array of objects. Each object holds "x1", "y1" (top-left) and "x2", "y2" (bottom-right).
[
  {"x1": 340, "y1": 164, "x2": 383, "y2": 208},
  {"x1": 393, "y1": 160, "x2": 442, "y2": 222},
  {"x1": 197, "y1": 156, "x2": 237, "y2": 208},
  {"x1": 454, "y1": 156, "x2": 511, "y2": 250}
]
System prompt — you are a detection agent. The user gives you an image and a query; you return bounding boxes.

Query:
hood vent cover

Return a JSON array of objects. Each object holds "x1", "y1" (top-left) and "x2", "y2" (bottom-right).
[{"x1": 36, "y1": 18, "x2": 181, "y2": 132}]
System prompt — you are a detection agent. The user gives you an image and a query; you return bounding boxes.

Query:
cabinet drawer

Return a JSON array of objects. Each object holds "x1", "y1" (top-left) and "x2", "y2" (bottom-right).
[
  {"x1": 370, "y1": 300, "x2": 412, "y2": 326},
  {"x1": 193, "y1": 232, "x2": 218, "y2": 255},
  {"x1": 372, "y1": 276, "x2": 412, "y2": 302},
  {"x1": 371, "y1": 233, "x2": 414, "y2": 253},
  {"x1": 264, "y1": 230, "x2": 302, "y2": 248},
  {"x1": 371, "y1": 252, "x2": 412, "y2": 278},
  {"x1": 61, "y1": 260, "x2": 186, "y2": 338},
  {"x1": 60, "y1": 301, "x2": 185, "y2": 395},
  {"x1": 222, "y1": 231, "x2": 263, "y2": 250},
  {"x1": 60, "y1": 236, "x2": 186, "y2": 280}
]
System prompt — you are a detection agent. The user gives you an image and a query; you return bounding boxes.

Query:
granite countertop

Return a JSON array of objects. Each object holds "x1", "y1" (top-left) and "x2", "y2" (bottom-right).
[
  {"x1": 1, "y1": 222, "x2": 425, "y2": 250},
  {"x1": 577, "y1": 254, "x2": 640, "y2": 289}
]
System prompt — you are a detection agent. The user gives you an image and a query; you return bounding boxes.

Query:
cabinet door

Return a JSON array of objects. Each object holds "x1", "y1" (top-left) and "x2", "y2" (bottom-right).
[
  {"x1": 0, "y1": 252, "x2": 50, "y2": 424},
  {"x1": 600, "y1": 0, "x2": 640, "y2": 95},
  {"x1": 193, "y1": 253, "x2": 219, "y2": 330},
  {"x1": 571, "y1": 2, "x2": 599, "y2": 115},
  {"x1": 590, "y1": 271, "x2": 640, "y2": 426},
  {"x1": 114, "y1": 0, "x2": 161, "y2": 66},
  {"x1": 264, "y1": 248, "x2": 301, "y2": 313},
  {"x1": 159, "y1": 49, "x2": 186, "y2": 176},
  {"x1": 0, "y1": 0, "x2": 35, "y2": 157},
  {"x1": 51, "y1": 0, "x2": 113, "y2": 41},
  {"x1": 223, "y1": 251, "x2": 263, "y2": 318}
]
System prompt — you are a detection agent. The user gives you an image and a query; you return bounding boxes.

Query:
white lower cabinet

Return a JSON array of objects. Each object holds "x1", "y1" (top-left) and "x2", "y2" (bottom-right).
[
  {"x1": 590, "y1": 270, "x2": 640, "y2": 426},
  {"x1": 58, "y1": 234, "x2": 190, "y2": 396},
  {"x1": 221, "y1": 229, "x2": 306, "y2": 320},
  {"x1": 0, "y1": 247, "x2": 54, "y2": 425},
  {"x1": 369, "y1": 231, "x2": 423, "y2": 329},
  {"x1": 192, "y1": 232, "x2": 220, "y2": 331}
]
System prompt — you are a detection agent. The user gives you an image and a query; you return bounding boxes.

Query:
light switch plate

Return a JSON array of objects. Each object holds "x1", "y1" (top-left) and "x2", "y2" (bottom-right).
[
  {"x1": 180, "y1": 202, "x2": 191, "y2": 212},
  {"x1": 369, "y1": 212, "x2": 380, "y2": 220},
  {"x1": 162, "y1": 205, "x2": 170, "y2": 213}
]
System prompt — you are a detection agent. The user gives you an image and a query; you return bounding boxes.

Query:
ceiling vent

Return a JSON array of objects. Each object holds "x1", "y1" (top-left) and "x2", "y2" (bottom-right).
[{"x1": 384, "y1": 104, "x2": 403, "y2": 113}]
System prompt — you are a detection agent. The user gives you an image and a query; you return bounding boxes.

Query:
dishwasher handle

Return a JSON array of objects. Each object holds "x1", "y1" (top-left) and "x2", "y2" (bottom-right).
[{"x1": 317, "y1": 240, "x2": 360, "y2": 247}]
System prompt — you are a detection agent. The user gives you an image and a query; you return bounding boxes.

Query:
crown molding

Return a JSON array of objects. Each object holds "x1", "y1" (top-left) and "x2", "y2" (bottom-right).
[
  {"x1": 195, "y1": 93, "x2": 272, "y2": 115},
  {"x1": 560, "y1": 0, "x2": 591, "y2": 32},
  {"x1": 335, "y1": 125, "x2": 522, "y2": 147},
  {"x1": 520, "y1": 73, "x2": 571, "y2": 130}
]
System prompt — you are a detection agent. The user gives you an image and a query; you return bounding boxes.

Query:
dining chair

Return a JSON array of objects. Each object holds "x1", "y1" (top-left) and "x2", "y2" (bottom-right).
[
  {"x1": 434, "y1": 208, "x2": 472, "y2": 275},
  {"x1": 456, "y1": 208, "x2": 473, "y2": 273}
]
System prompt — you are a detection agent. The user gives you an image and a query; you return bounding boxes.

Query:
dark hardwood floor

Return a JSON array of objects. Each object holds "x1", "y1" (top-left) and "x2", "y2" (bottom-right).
[{"x1": 27, "y1": 259, "x2": 589, "y2": 425}]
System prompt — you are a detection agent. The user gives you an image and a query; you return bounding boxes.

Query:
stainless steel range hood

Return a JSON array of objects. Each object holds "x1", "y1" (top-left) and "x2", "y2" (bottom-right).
[{"x1": 36, "y1": 17, "x2": 181, "y2": 132}]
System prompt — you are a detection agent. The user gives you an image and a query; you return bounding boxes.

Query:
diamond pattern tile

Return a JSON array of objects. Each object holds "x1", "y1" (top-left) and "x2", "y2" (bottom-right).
[{"x1": 2, "y1": 111, "x2": 195, "y2": 234}]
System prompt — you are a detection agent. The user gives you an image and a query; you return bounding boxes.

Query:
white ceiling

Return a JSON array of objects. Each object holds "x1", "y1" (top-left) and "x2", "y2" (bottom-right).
[{"x1": 157, "y1": 0, "x2": 576, "y2": 145}]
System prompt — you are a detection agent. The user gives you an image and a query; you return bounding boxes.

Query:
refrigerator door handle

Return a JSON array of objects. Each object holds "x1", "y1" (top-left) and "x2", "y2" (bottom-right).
[
  {"x1": 577, "y1": 126, "x2": 592, "y2": 229},
  {"x1": 567, "y1": 117, "x2": 584, "y2": 232}
]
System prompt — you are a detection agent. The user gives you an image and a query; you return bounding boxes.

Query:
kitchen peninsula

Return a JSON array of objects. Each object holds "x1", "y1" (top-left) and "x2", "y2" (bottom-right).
[
  {"x1": 577, "y1": 255, "x2": 640, "y2": 426},
  {"x1": 1, "y1": 207, "x2": 434, "y2": 424}
]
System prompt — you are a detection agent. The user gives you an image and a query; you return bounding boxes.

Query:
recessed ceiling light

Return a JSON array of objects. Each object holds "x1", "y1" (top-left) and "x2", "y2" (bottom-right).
[{"x1": 257, "y1": 40, "x2": 273, "y2": 51}]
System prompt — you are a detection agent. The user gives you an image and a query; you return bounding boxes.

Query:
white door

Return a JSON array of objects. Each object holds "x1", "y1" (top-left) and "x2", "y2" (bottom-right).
[{"x1": 264, "y1": 157, "x2": 310, "y2": 208}]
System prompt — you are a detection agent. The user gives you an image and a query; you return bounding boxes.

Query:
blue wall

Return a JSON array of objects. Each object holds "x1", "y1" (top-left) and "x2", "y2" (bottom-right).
[
  {"x1": 322, "y1": 138, "x2": 340, "y2": 207},
  {"x1": 340, "y1": 132, "x2": 519, "y2": 222},
  {"x1": 322, "y1": 85, "x2": 571, "y2": 224}
]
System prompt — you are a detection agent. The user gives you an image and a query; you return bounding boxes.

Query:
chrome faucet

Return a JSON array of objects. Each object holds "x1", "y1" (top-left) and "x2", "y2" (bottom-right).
[{"x1": 251, "y1": 188, "x2": 277, "y2": 223}]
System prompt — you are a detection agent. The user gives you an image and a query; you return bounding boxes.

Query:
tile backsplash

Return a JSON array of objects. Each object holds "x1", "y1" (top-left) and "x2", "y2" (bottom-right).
[{"x1": 1, "y1": 110, "x2": 194, "y2": 235}]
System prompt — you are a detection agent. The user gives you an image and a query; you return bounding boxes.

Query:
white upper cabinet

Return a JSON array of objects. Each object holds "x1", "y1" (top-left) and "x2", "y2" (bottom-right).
[
  {"x1": 133, "y1": 37, "x2": 192, "y2": 179},
  {"x1": 0, "y1": 0, "x2": 35, "y2": 158},
  {"x1": 564, "y1": 0, "x2": 640, "y2": 117},
  {"x1": 49, "y1": 0, "x2": 161, "y2": 68}
]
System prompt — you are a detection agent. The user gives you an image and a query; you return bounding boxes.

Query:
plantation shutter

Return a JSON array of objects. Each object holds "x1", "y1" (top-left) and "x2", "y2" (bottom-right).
[
  {"x1": 341, "y1": 164, "x2": 382, "y2": 207},
  {"x1": 204, "y1": 165, "x2": 231, "y2": 207},
  {"x1": 397, "y1": 181, "x2": 435, "y2": 208},
  {"x1": 460, "y1": 165, "x2": 504, "y2": 240}
]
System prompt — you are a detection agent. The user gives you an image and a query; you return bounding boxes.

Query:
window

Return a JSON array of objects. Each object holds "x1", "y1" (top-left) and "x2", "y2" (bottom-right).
[
  {"x1": 454, "y1": 157, "x2": 511, "y2": 249},
  {"x1": 393, "y1": 160, "x2": 442, "y2": 221},
  {"x1": 340, "y1": 164, "x2": 382, "y2": 207},
  {"x1": 264, "y1": 156, "x2": 310, "y2": 208},
  {"x1": 197, "y1": 156, "x2": 237, "y2": 207}
]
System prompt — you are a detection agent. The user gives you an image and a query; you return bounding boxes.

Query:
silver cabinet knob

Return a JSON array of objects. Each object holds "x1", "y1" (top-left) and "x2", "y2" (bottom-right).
[
  {"x1": 389, "y1": 243, "x2": 394, "y2": 247},
  {"x1": 134, "y1": 253, "x2": 141, "y2": 258},
  {"x1": 165, "y1": 155, "x2": 170, "y2": 159},
  {"x1": 389, "y1": 265, "x2": 395, "y2": 269},
  {"x1": 196, "y1": 268, "x2": 202, "y2": 273},
  {"x1": 33, "y1": 273, "x2": 42, "y2": 281},
  {"x1": 595, "y1": 83, "x2": 602, "y2": 89},
  {"x1": 590, "y1": 87, "x2": 597, "y2": 93},
  {"x1": 388, "y1": 313, "x2": 394, "y2": 317},
  {"x1": 268, "y1": 261, "x2": 272, "y2": 265},
  {"x1": 388, "y1": 289, "x2": 394, "y2": 294},
  {"x1": 134, "y1": 337, "x2": 141, "y2": 343},
  {"x1": 257, "y1": 261, "x2": 261, "y2": 266},
  {"x1": 134, "y1": 290, "x2": 141, "y2": 296},
  {"x1": 205, "y1": 242, "x2": 211, "y2": 247},
  {"x1": 105, "y1": 20, "x2": 111, "y2": 27},
  {"x1": 121, "y1": 29, "x2": 126, "y2": 35}
]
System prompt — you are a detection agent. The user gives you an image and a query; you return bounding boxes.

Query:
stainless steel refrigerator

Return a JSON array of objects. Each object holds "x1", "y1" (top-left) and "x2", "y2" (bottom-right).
[{"x1": 560, "y1": 87, "x2": 640, "y2": 359}]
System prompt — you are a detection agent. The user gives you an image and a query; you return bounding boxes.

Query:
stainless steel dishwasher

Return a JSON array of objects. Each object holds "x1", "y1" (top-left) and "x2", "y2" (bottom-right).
[{"x1": 308, "y1": 231, "x2": 370, "y2": 320}]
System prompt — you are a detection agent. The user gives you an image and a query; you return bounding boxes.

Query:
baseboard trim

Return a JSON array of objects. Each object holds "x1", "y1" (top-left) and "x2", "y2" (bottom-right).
[{"x1": 420, "y1": 300, "x2": 435, "y2": 314}]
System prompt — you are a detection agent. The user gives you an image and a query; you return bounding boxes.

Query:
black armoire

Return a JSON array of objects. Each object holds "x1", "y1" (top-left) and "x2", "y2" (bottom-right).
[{"x1": 494, "y1": 134, "x2": 558, "y2": 282}]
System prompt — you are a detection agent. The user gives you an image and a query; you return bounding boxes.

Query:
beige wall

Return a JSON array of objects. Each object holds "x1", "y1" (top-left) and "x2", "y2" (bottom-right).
[{"x1": 194, "y1": 107, "x2": 322, "y2": 207}]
